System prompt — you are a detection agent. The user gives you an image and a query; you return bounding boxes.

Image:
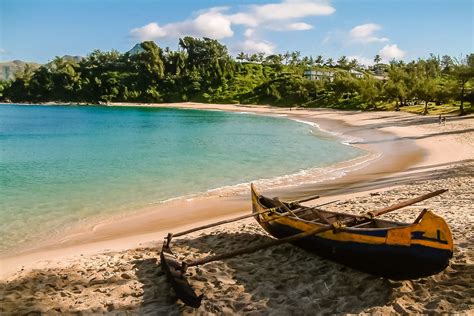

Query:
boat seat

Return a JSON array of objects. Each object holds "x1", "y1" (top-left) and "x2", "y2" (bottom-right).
[{"x1": 258, "y1": 196, "x2": 282, "y2": 209}]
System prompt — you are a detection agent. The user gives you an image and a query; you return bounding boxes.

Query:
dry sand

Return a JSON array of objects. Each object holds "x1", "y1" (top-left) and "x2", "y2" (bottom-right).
[{"x1": 0, "y1": 103, "x2": 473, "y2": 314}]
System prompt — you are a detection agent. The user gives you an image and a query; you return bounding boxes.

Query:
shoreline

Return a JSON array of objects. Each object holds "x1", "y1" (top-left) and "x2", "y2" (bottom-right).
[
  {"x1": 0, "y1": 104, "x2": 400, "y2": 267},
  {"x1": 1, "y1": 103, "x2": 472, "y2": 314},
  {"x1": 0, "y1": 103, "x2": 376, "y2": 257},
  {"x1": 1, "y1": 103, "x2": 472, "y2": 281}
]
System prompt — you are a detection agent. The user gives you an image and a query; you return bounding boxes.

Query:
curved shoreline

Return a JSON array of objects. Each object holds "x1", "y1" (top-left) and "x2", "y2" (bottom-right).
[
  {"x1": 2, "y1": 103, "x2": 471, "y2": 279},
  {"x1": 0, "y1": 104, "x2": 372, "y2": 256}
]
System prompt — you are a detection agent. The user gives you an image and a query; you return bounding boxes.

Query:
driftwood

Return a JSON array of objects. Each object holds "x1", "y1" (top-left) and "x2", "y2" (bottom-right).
[{"x1": 184, "y1": 189, "x2": 447, "y2": 269}]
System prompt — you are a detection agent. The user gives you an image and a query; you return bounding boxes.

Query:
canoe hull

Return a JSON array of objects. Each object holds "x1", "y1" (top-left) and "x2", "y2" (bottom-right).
[
  {"x1": 264, "y1": 220, "x2": 452, "y2": 279},
  {"x1": 251, "y1": 184, "x2": 453, "y2": 280}
]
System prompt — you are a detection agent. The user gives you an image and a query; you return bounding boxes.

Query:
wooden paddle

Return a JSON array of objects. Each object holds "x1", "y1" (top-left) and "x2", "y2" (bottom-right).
[{"x1": 184, "y1": 189, "x2": 447, "y2": 269}]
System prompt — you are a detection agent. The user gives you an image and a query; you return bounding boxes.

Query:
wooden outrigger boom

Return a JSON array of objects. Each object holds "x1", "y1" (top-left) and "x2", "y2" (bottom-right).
[
  {"x1": 160, "y1": 185, "x2": 451, "y2": 308},
  {"x1": 171, "y1": 193, "x2": 322, "y2": 238}
]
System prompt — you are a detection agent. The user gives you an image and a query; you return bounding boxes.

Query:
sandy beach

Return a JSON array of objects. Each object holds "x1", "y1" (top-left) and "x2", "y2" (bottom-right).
[{"x1": 1, "y1": 103, "x2": 473, "y2": 314}]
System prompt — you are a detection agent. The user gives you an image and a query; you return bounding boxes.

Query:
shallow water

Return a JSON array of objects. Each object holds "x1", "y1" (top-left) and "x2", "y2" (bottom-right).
[{"x1": 0, "y1": 104, "x2": 364, "y2": 254}]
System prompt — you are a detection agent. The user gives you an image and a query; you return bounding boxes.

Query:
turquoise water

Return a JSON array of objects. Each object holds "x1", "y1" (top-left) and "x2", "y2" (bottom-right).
[{"x1": 0, "y1": 104, "x2": 364, "y2": 254}]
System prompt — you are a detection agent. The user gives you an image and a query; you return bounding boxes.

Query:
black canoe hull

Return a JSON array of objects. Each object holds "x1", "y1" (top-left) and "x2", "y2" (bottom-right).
[
  {"x1": 250, "y1": 183, "x2": 453, "y2": 280},
  {"x1": 265, "y1": 219, "x2": 452, "y2": 280}
]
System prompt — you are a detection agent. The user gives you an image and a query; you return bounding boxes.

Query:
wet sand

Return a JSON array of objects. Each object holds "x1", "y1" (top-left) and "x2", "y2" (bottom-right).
[{"x1": 1, "y1": 103, "x2": 473, "y2": 314}]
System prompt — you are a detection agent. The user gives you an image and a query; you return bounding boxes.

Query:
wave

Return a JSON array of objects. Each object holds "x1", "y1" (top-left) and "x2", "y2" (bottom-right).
[
  {"x1": 146, "y1": 120, "x2": 379, "y2": 205},
  {"x1": 292, "y1": 118, "x2": 363, "y2": 145}
]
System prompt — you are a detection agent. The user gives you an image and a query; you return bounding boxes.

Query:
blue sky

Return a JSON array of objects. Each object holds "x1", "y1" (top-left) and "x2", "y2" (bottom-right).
[{"x1": 1, "y1": 0, "x2": 472, "y2": 64}]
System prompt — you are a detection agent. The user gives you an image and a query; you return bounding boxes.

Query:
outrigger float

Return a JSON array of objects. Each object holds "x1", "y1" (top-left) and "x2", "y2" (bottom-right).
[{"x1": 160, "y1": 184, "x2": 453, "y2": 308}]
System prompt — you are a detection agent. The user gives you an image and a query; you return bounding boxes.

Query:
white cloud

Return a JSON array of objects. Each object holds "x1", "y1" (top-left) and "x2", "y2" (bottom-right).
[
  {"x1": 244, "y1": 28, "x2": 255, "y2": 38},
  {"x1": 131, "y1": 0, "x2": 334, "y2": 41},
  {"x1": 379, "y1": 44, "x2": 406, "y2": 61},
  {"x1": 130, "y1": 9, "x2": 234, "y2": 40},
  {"x1": 236, "y1": 40, "x2": 276, "y2": 54},
  {"x1": 349, "y1": 23, "x2": 389, "y2": 43},
  {"x1": 229, "y1": 12, "x2": 259, "y2": 27},
  {"x1": 288, "y1": 22, "x2": 314, "y2": 31},
  {"x1": 246, "y1": 0, "x2": 335, "y2": 22},
  {"x1": 266, "y1": 21, "x2": 314, "y2": 31},
  {"x1": 130, "y1": 23, "x2": 166, "y2": 41},
  {"x1": 0, "y1": 48, "x2": 8, "y2": 55}
]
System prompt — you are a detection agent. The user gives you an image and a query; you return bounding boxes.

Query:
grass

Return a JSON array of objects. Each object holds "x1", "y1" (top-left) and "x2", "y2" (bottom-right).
[
  {"x1": 399, "y1": 102, "x2": 472, "y2": 115},
  {"x1": 300, "y1": 99, "x2": 473, "y2": 116}
]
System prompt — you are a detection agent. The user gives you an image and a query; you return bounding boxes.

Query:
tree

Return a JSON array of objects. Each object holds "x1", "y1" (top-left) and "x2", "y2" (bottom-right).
[
  {"x1": 441, "y1": 55, "x2": 454, "y2": 73},
  {"x1": 384, "y1": 64, "x2": 410, "y2": 110},
  {"x1": 348, "y1": 58, "x2": 359, "y2": 70},
  {"x1": 133, "y1": 41, "x2": 165, "y2": 79},
  {"x1": 179, "y1": 37, "x2": 234, "y2": 90},
  {"x1": 263, "y1": 54, "x2": 284, "y2": 72},
  {"x1": 452, "y1": 54, "x2": 474, "y2": 115},
  {"x1": 49, "y1": 57, "x2": 81, "y2": 101},
  {"x1": 283, "y1": 51, "x2": 291, "y2": 65},
  {"x1": 314, "y1": 55, "x2": 324, "y2": 66},
  {"x1": 236, "y1": 52, "x2": 247, "y2": 62},
  {"x1": 331, "y1": 72, "x2": 356, "y2": 100},
  {"x1": 289, "y1": 51, "x2": 301, "y2": 66},
  {"x1": 325, "y1": 58, "x2": 334, "y2": 67},
  {"x1": 79, "y1": 49, "x2": 125, "y2": 102},
  {"x1": 413, "y1": 76, "x2": 438, "y2": 114},
  {"x1": 337, "y1": 56, "x2": 349, "y2": 69},
  {"x1": 0, "y1": 80, "x2": 10, "y2": 98},
  {"x1": 4, "y1": 64, "x2": 35, "y2": 101},
  {"x1": 374, "y1": 54, "x2": 382, "y2": 64},
  {"x1": 384, "y1": 80, "x2": 407, "y2": 111},
  {"x1": 0, "y1": 37, "x2": 469, "y2": 113},
  {"x1": 357, "y1": 75, "x2": 382, "y2": 110}
]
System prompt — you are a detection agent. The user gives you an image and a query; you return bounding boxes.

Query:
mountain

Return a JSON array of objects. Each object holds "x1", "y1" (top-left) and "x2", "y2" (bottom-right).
[
  {"x1": 127, "y1": 43, "x2": 145, "y2": 55},
  {"x1": 0, "y1": 60, "x2": 41, "y2": 81},
  {"x1": 0, "y1": 55, "x2": 83, "y2": 81}
]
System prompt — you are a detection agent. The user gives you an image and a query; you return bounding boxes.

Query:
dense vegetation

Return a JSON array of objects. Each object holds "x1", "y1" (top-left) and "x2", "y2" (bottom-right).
[{"x1": 1, "y1": 38, "x2": 473, "y2": 114}]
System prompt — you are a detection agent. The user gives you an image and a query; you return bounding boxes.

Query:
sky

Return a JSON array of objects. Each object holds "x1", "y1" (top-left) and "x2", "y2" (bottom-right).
[{"x1": 1, "y1": 0, "x2": 472, "y2": 65}]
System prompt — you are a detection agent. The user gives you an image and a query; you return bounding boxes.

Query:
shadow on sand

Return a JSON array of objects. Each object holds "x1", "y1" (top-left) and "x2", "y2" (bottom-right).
[
  {"x1": 155, "y1": 231, "x2": 395, "y2": 314},
  {"x1": 1, "y1": 162, "x2": 471, "y2": 314}
]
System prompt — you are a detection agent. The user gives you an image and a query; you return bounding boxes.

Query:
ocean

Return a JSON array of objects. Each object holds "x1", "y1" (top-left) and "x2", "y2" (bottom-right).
[{"x1": 0, "y1": 104, "x2": 365, "y2": 254}]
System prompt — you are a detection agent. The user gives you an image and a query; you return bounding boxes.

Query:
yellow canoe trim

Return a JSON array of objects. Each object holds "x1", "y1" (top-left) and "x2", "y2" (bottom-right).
[{"x1": 260, "y1": 210, "x2": 453, "y2": 252}]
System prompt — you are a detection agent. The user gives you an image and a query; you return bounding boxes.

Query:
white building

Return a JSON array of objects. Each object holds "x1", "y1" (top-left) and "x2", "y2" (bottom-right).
[
  {"x1": 304, "y1": 70, "x2": 335, "y2": 82},
  {"x1": 349, "y1": 69, "x2": 364, "y2": 78}
]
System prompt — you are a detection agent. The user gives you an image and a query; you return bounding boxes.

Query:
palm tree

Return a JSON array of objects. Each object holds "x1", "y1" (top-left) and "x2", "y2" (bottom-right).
[
  {"x1": 283, "y1": 51, "x2": 291, "y2": 65},
  {"x1": 236, "y1": 52, "x2": 247, "y2": 62},
  {"x1": 374, "y1": 54, "x2": 382, "y2": 64},
  {"x1": 315, "y1": 55, "x2": 324, "y2": 66},
  {"x1": 337, "y1": 56, "x2": 348, "y2": 69},
  {"x1": 348, "y1": 58, "x2": 359, "y2": 70},
  {"x1": 325, "y1": 58, "x2": 334, "y2": 67}
]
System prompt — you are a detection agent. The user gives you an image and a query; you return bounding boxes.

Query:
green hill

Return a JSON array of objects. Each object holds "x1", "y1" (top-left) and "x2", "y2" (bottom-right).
[{"x1": 0, "y1": 60, "x2": 41, "y2": 81}]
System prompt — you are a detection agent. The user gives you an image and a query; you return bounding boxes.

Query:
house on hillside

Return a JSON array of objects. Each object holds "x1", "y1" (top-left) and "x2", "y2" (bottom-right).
[
  {"x1": 304, "y1": 70, "x2": 335, "y2": 82},
  {"x1": 372, "y1": 63, "x2": 388, "y2": 76},
  {"x1": 349, "y1": 69, "x2": 364, "y2": 78}
]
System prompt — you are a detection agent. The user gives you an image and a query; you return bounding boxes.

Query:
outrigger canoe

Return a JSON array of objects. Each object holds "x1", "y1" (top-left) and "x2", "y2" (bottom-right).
[
  {"x1": 251, "y1": 184, "x2": 453, "y2": 280},
  {"x1": 161, "y1": 185, "x2": 453, "y2": 307}
]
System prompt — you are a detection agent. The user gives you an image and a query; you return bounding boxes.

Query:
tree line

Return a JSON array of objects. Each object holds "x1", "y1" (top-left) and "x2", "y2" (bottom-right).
[{"x1": 1, "y1": 38, "x2": 473, "y2": 114}]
